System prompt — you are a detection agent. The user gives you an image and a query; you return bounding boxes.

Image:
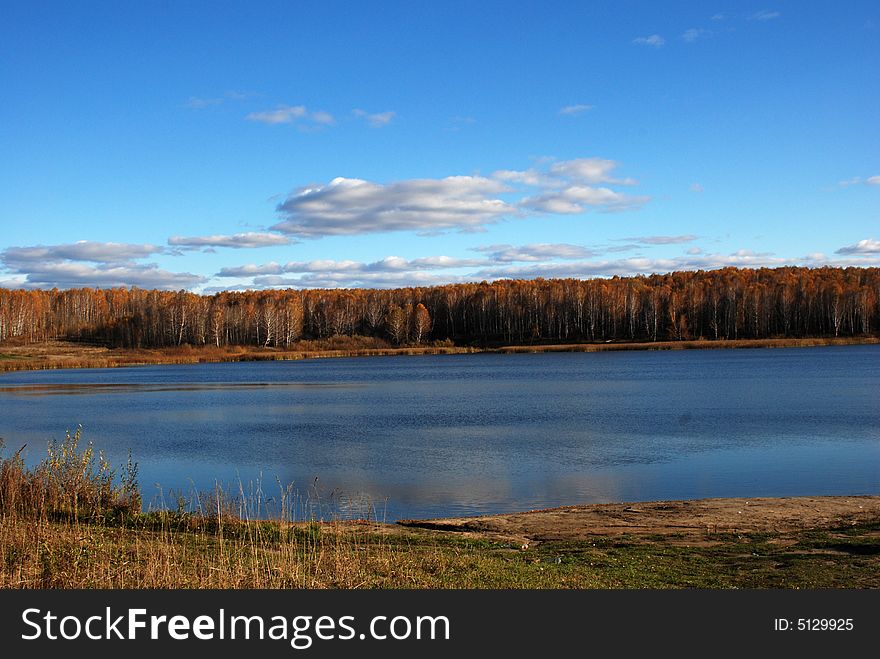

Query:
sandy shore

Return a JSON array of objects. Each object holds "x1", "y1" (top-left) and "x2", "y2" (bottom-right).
[{"x1": 397, "y1": 495, "x2": 880, "y2": 547}]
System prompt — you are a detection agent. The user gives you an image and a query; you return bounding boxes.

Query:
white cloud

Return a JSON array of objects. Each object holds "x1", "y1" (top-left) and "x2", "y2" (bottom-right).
[
  {"x1": 682, "y1": 28, "x2": 711, "y2": 42},
  {"x1": 246, "y1": 105, "x2": 307, "y2": 124},
  {"x1": 210, "y1": 241, "x2": 880, "y2": 291},
  {"x1": 2, "y1": 241, "x2": 163, "y2": 266},
  {"x1": 469, "y1": 251, "x2": 789, "y2": 280},
  {"x1": 217, "y1": 255, "x2": 485, "y2": 279},
  {"x1": 558, "y1": 104, "x2": 594, "y2": 116},
  {"x1": 835, "y1": 238, "x2": 880, "y2": 255},
  {"x1": 831, "y1": 256, "x2": 880, "y2": 266},
  {"x1": 399, "y1": 255, "x2": 486, "y2": 269},
  {"x1": 246, "y1": 105, "x2": 334, "y2": 128},
  {"x1": 711, "y1": 13, "x2": 726, "y2": 21},
  {"x1": 185, "y1": 90, "x2": 253, "y2": 109},
  {"x1": 311, "y1": 111, "x2": 336, "y2": 126},
  {"x1": 621, "y1": 235, "x2": 698, "y2": 245},
  {"x1": 271, "y1": 158, "x2": 649, "y2": 237},
  {"x1": 271, "y1": 176, "x2": 515, "y2": 237},
  {"x1": 352, "y1": 109, "x2": 396, "y2": 127},
  {"x1": 0, "y1": 276, "x2": 29, "y2": 289},
  {"x1": 220, "y1": 239, "x2": 710, "y2": 285},
  {"x1": 491, "y1": 168, "x2": 554, "y2": 187},
  {"x1": 520, "y1": 186, "x2": 647, "y2": 214},
  {"x1": 512, "y1": 159, "x2": 648, "y2": 214},
  {"x1": 605, "y1": 244, "x2": 641, "y2": 253},
  {"x1": 252, "y1": 271, "x2": 460, "y2": 290},
  {"x1": 750, "y1": 10, "x2": 780, "y2": 21},
  {"x1": 216, "y1": 262, "x2": 285, "y2": 277},
  {"x1": 690, "y1": 182, "x2": 705, "y2": 193},
  {"x1": 473, "y1": 243, "x2": 601, "y2": 262},
  {"x1": 838, "y1": 175, "x2": 880, "y2": 187},
  {"x1": 548, "y1": 158, "x2": 638, "y2": 185},
  {"x1": 0, "y1": 240, "x2": 205, "y2": 290},
  {"x1": 168, "y1": 232, "x2": 292, "y2": 249},
  {"x1": 633, "y1": 34, "x2": 665, "y2": 47},
  {"x1": 492, "y1": 158, "x2": 638, "y2": 197},
  {"x1": 1, "y1": 262, "x2": 204, "y2": 290},
  {"x1": 185, "y1": 96, "x2": 223, "y2": 109}
]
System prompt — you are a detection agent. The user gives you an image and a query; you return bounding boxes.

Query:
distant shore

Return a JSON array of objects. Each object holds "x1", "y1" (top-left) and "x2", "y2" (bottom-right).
[{"x1": 1, "y1": 336, "x2": 878, "y2": 373}]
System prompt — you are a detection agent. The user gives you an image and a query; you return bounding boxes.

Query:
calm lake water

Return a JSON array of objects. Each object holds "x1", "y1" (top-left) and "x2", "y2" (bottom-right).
[{"x1": 0, "y1": 345, "x2": 878, "y2": 520}]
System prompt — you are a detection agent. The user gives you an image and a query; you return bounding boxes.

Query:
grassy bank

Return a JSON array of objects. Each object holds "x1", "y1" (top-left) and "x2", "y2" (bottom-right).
[
  {"x1": 0, "y1": 338, "x2": 480, "y2": 373},
  {"x1": 2, "y1": 433, "x2": 879, "y2": 588},
  {"x1": 5, "y1": 512, "x2": 880, "y2": 589},
  {"x1": 1, "y1": 336, "x2": 877, "y2": 373}
]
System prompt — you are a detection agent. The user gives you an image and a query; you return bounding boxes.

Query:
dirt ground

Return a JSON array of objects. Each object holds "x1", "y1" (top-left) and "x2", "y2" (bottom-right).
[{"x1": 397, "y1": 496, "x2": 880, "y2": 547}]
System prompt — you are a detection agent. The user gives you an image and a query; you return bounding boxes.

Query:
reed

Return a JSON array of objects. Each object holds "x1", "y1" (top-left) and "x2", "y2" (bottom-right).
[
  {"x1": 2, "y1": 431, "x2": 879, "y2": 589},
  {"x1": 0, "y1": 431, "x2": 473, "y2": 588}
]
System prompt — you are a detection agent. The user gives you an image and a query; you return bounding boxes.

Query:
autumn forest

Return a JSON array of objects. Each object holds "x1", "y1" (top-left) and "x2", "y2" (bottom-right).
[{"x1": 1, "y1": 267, "x2": 878, "y2": 349}]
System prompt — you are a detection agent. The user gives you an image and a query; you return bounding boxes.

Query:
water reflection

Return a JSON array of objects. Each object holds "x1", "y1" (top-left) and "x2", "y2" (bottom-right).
[
  {"x1": 0, "y1": 346, "x2": 877, "y2": 519},
  {"x1": 0, "y1": 382, "x2": 360, "y2": 396}
]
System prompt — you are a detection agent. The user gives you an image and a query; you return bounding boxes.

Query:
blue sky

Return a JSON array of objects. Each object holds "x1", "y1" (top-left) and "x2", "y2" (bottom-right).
[{"x1": 1, "y1": 1, "x2": 878, "y2": 291}]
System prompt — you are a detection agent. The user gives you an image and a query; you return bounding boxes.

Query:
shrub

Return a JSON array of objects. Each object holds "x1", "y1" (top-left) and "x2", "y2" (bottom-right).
[{"x1": 0, "y1": 428, "x2": 140, "y2": 521}]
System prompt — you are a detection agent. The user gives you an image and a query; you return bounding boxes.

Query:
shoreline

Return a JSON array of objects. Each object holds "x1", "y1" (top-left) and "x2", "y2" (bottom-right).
[
  {"x1": 2, "y1": 493, "x2": 878, "y2": 588},
  {"x1": 396, "y1": 494, "x2": 880, "y2": 547},
  {"x1": 1, "y1": 336, "x2": 877, "y2": 373},
  {"x1": 1, "y1": 416, "x2": 877, "y2": 588}
]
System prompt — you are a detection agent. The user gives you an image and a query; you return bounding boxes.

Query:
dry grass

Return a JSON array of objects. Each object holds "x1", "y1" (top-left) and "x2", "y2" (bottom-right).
[
  {"x1": 1, "y1": 336, "x2": 877, "y2": 374},
  {"x1": 0, "y1": 514, "x2": 416, "y2": 589},
  {"x1": 2, "y1": 433, "x2": 879, "y2": 589},
  {"x1": 0, "y1": 429, "x2": 140, "y2": 521},
  {"x1": 0, "y1": 432, "x2": 526, "y2": 589},
  {"x1": 0, "y1": 338, "x2": 477, "y2": 373}
]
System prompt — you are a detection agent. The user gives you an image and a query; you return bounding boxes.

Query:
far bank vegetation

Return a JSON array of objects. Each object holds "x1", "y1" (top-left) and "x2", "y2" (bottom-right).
[{"x1": 1, "y1": 267, "x2": 878, "y2": 352}]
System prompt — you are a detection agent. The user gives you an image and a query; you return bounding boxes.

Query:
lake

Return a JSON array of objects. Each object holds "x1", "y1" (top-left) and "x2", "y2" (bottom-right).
[{"x1": 0, "y1": 345, "x2": 878, "y2": 520}]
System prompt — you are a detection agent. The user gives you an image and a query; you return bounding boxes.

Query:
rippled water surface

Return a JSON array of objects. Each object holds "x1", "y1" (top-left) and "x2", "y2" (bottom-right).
[{"x1": 1, "y1": 346, "x2": 878, "y2": 519}]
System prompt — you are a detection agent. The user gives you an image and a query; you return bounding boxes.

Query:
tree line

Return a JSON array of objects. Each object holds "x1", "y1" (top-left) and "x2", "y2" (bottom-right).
[{"x1": 1, "y1": 267, "x2": 877, "y2": 348}]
